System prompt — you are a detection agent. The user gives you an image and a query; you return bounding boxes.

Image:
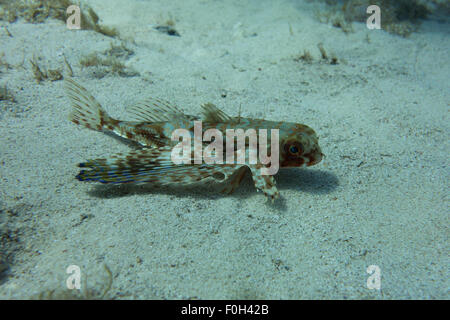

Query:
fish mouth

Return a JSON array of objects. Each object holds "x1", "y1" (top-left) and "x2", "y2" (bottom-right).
[{"x1": 306, "y1": 151, "x2": 324, "y2": 166}]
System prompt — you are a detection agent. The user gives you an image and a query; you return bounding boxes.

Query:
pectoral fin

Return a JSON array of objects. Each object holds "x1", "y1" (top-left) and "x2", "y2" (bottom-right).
[{"x1": 76, "y1": 147, "x2": 236, "y2": 186}]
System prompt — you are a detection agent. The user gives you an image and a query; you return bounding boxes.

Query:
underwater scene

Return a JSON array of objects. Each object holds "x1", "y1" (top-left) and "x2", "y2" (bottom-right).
[{"x1": 0, "y1": 0, "x2": 448, "y2": 299}]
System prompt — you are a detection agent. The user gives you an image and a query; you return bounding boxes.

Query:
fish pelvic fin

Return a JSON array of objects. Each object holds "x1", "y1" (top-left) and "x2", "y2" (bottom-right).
[
  {"x1": 248, "y1": 164, "x2": 280, "y2": 202},
  {"x1": 220, "y1": 166, "x2": 248, "y2": 194}
]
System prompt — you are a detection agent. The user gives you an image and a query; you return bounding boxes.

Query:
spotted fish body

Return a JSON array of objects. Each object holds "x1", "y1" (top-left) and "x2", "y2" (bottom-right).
[{"x1": 66, "y1": 78, "x2": 323, "y2": 201}]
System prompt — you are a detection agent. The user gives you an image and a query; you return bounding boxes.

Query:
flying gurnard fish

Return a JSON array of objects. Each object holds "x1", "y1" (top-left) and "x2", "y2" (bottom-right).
[{"x1": 66, "y1": 78, "x2": 323, "y2": 201}]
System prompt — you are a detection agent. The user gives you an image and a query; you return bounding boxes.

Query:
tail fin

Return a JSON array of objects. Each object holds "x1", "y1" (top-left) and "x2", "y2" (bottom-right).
[
  {"x1": 65, "y1": 78, "x2": 114, "y2": 131},
  {"x1": 76, "y1": 147, "x2": 237, "y2": 185}
]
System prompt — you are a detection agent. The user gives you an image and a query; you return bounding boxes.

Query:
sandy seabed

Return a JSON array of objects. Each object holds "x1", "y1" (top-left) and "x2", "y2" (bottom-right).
[{"x1": 0, "y1": 0, "x2": 448, "y2": 299}]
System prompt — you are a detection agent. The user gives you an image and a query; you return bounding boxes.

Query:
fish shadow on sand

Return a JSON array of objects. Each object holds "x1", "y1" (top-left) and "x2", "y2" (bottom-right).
[
  {"x1": 87, "y1": 168, "x2": 339, "y2": 209},
  {"x1": 277, "y1": 168, "x2": 338, "y2": 195}
]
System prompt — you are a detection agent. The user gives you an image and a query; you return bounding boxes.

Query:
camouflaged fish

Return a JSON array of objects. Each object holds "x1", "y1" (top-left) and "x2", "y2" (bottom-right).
[{"x1": 66, "y1": 78, "x2": 323, "y2": 200}]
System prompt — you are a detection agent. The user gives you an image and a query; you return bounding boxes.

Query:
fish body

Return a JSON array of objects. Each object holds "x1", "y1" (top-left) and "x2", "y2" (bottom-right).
[{"x1": 66, "y1": 78, "x2": 323, "y2": 200}]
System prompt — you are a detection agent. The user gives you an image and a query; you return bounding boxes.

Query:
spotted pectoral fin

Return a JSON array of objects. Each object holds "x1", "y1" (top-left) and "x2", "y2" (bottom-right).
[
  {"x1": 201, "y1": 103, "x2": 232, "y2": 123},
  {"x1": 76, "y1": 147, "x2": 236, "y2": 186},
  {"x1": 248, "y1": 164, "x2": 280, "y2": 202},
  {"x1": 126, "y1": 97, "x2": 197, "y2": 122}
]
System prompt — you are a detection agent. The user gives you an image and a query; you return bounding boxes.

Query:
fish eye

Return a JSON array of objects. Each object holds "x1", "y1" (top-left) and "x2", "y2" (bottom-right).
[{"x1": 287, "y1": 143, "x2": 303, "y2": 155}]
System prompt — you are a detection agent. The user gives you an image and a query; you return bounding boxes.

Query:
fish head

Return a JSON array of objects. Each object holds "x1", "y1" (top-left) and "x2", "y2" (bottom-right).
[{"x1": 279, "y1": 124, "x2": 323, "y2": 168}]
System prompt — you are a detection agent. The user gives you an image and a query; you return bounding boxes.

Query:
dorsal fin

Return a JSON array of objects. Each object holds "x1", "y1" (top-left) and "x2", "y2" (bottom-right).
[
  {"x1": 201, "y1": 103, "x2": 232, "y2": 122},
  {"x1": 126, "y1": 97, "x2": 186, "y2": 122}
]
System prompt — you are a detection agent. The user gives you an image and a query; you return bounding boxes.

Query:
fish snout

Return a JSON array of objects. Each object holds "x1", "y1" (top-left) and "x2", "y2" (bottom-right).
[{"x1": 306, "y1": 149, "x2": 324, "y2": 166}]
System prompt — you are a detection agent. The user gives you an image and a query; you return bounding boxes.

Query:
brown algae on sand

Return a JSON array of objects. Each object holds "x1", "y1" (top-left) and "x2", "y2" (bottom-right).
[
  {"x1": 315, "y1": 0, "x2": 430, "y2": 37},
  {"x1": 0, "y1": 84, "x2": 15, "y2": 102},
  {"x1": 79, "y1": 42, "x2": 138, "y2": 78},
  {"x1": 0, "y1": 0, "x2": 118, "y2": 37},
  {"x1": 30, "y1": 57, "x2": 63, "y2": 83},
  {"x1": 293, "y1": 44, "x2": 338, "y2": 65}
]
